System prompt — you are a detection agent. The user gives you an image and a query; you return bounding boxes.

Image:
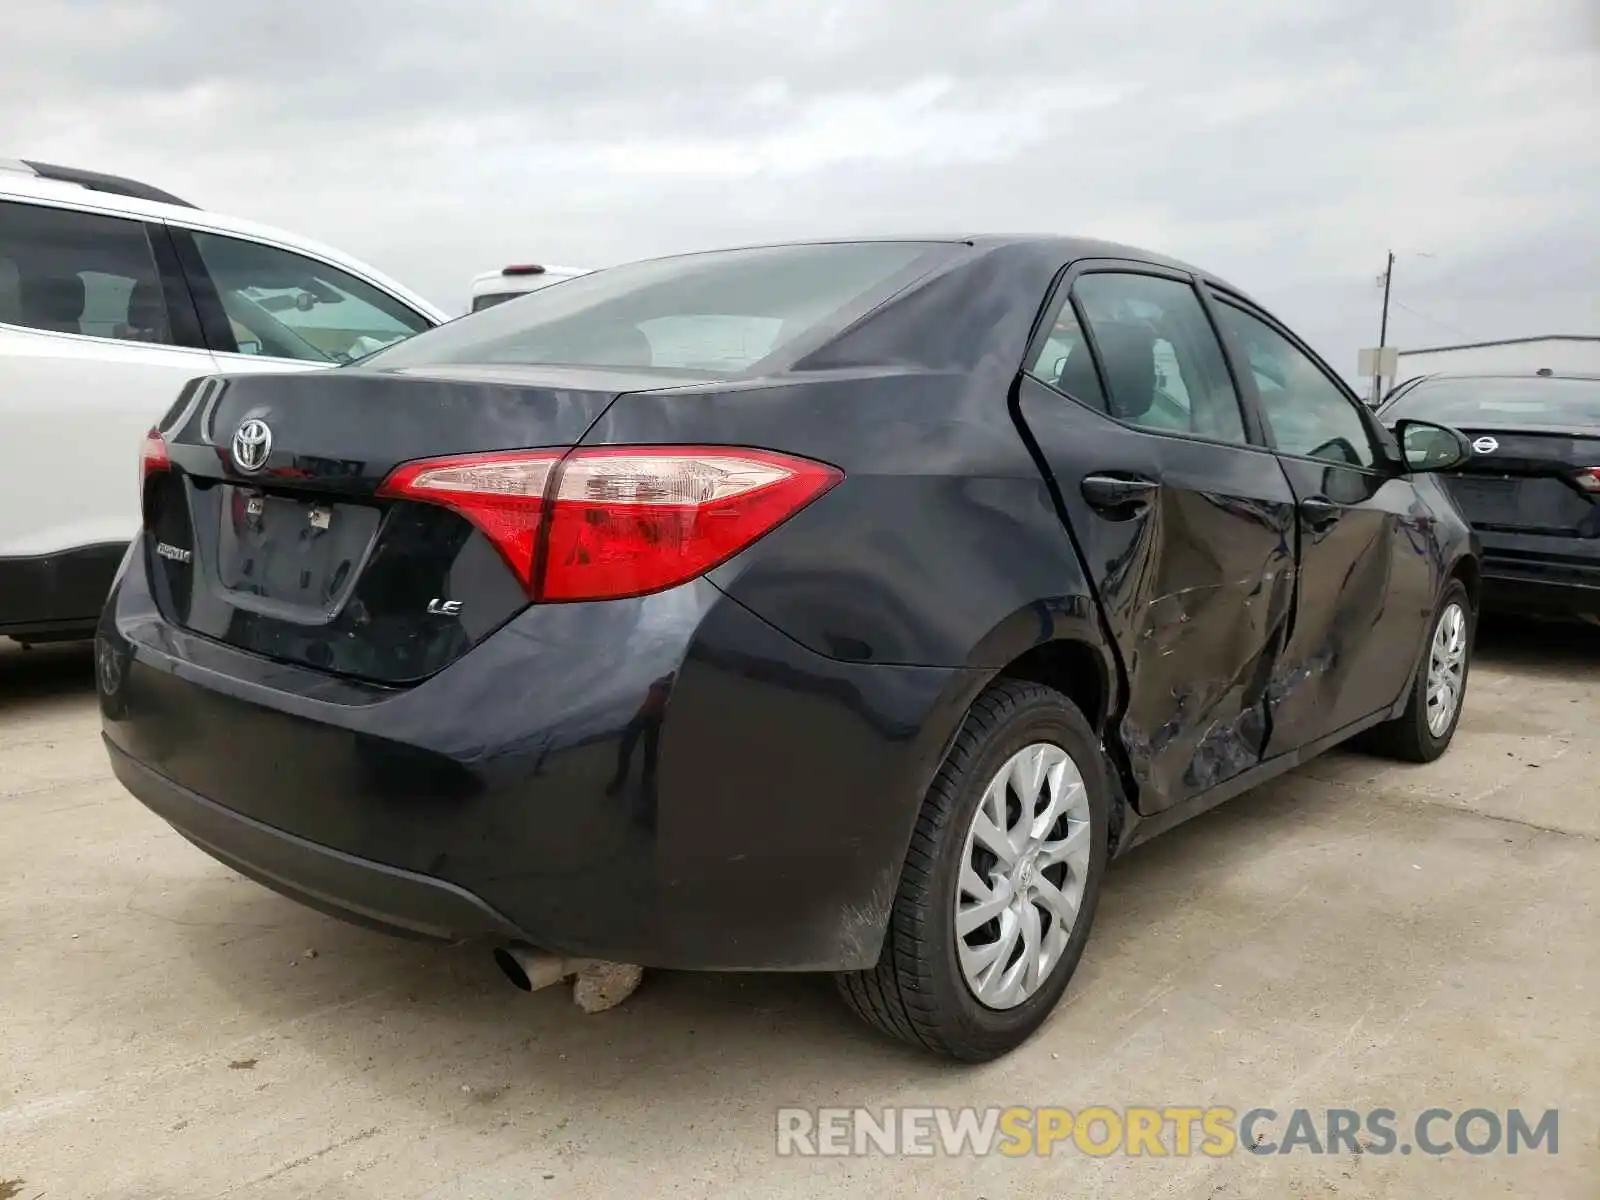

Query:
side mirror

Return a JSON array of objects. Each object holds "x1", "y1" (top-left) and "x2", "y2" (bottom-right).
[{"x1": 1392, "y1": 418, "x2": 1472, "y2": 473}]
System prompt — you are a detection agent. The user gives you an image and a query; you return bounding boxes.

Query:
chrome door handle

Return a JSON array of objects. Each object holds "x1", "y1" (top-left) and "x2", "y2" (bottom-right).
[
  {"x1": 1299, "y1": 496, "x2": 1340, "y2": 530},
  {"x1": 1081, "y1": 474, "x2": 1159, "y2": 512}
]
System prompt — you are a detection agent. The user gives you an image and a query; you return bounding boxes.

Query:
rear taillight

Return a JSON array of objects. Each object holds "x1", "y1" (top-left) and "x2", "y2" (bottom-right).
[
  {"x1": 540, "y1": 448, "x2": 841, "y2": 601},
  {"x1": 1572, "y1": 467, "x2": 1600, "y2": 494},
  {"x1": 379, "y1": 446, "x2": 842, "y2": 602},
  {"x1": 379, "y1": 451, "x2": 562, "y2": 592},
  {"x1": 140, "y1": 427, "x2": 170, "y2": 489}
]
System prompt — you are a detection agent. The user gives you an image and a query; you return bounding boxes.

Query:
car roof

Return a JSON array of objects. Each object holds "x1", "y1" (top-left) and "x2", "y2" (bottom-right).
[
  {"x1": 558, "y1": 233, "x2": 1251, "y2": 296},
  {"x1": 1, "y1": 157, "x2": 199, "y2": 207},
  {"x1": 0, "y1": 160, "x2": 449, "y2": 323}
]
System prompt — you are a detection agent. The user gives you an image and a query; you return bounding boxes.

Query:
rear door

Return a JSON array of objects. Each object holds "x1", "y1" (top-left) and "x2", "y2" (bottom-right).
[
  {"x1": 1207, "y1": 292, "x2": 1435, "y2": 748},
  {"x1": 0, "y1": 197, "x2": 215, "y2": 564},
  {"x1": 1014, "y1": 261, "x2": 1297, "y2": 813}
]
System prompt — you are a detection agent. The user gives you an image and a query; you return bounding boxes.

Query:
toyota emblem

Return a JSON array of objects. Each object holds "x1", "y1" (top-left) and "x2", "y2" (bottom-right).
[
  {"x1": 232, "y1": 418, "x2": 273, "y2": 473},
  {"x1": 1471, "y1": 436, "x2": 1499, "y2": 455}
]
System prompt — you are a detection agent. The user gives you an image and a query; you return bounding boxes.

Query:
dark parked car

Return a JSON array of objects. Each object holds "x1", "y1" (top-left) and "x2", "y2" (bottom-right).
[
  {"x1": 99, "y1": 236, "x2": 1481, "y2": 1061},
  {"x1": 1377, "y1": 371, "x2": 1600, "y2": 624}
]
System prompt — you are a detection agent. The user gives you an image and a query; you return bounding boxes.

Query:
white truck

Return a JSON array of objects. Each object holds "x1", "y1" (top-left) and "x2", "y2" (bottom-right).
[{"x1": 468, "y1": 263, "x2": 591, "y2": 313}]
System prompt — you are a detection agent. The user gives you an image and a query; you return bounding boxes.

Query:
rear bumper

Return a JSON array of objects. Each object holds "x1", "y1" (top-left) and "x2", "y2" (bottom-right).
[
  {"x1": 98, "y1": 546, "x2": 977, "y2": 971},
  {"x1": 0, "y1": 542, "x2": 127, "y2": 639},
  {"x1": 107, "y1": 739, "x2": 526, "y2": 943},
  {"x1": 1478, "y1": 535, "x2": 1600, "y2": 617}
]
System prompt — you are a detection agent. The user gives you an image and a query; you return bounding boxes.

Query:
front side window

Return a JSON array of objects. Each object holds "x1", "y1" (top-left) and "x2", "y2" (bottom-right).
[
  {"x1": 1072, "y1": 272, "x2": 1249, "y2": 444},
  {"x1": 0, "y1": 199, "x2": 173, "y2": 345},
  {"x1": 1213, "y1": 301, "x2": 1376, "y2": 468},
  {"x1": 188, "y1": 231, "x2": 432, "y2": 363},
  {"x1": 360, "y1": 241, "x2": 956, "y2": 376}
]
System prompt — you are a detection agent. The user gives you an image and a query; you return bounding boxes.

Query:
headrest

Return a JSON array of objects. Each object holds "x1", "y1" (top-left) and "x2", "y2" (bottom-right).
[
  {"x1": 1055, "y1": 348, "x2": 1104, "y2": 405},
  {"x1": 1093, "y1": 322, "x2": 1157, "y2": 422},
  {"x1": 606, "y1": 323, "x2": 654, "y2": 367},
  {"x1": 122, "y1": 278, "x2": 169, "y2": 341},
  {"x1": 19, "y1": 273, "x2": 85, "y2": 333}
]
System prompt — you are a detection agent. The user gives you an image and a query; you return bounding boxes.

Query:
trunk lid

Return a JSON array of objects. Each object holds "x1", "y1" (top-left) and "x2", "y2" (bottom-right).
[
  {"x1": 143, "y1": 365, "x2": 695, "y2": 684},
  {"x1": 1443, "y1": 426, "x2": 1600, "y2": 537}
]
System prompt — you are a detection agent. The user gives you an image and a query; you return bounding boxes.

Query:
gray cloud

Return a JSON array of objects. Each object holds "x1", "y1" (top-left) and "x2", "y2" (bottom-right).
[{"x1": 4, "y1": 0, "x2": 1595, "y2": 375}]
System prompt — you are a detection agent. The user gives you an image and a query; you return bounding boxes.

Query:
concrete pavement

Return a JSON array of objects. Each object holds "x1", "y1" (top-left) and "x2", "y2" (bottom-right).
[{"x1": 2, "y1": 619, "x2": 1596, "y2": 1198}]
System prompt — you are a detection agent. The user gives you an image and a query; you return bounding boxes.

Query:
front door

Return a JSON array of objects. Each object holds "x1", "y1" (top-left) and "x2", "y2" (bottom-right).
[
  {"x1": 1015, "y1": 264, "x2": 1297, "y2": 814},
  {"x1": 166, "y1": 226, "x2": 436, "y2": 370},
  {"x1": 1207, "y1": 294, "x2": 1435, "y2": 750}
]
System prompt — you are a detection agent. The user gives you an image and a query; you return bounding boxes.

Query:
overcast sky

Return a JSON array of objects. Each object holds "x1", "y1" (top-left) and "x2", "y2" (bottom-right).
[{"x1": 5, "y1": 0, "x2": 1596, "y2": 377}]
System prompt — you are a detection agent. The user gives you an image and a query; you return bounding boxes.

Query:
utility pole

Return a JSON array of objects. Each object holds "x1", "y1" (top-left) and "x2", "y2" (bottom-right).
[
  {"x1": 1378, "y1": 249, "x2": 1395, "y2": 348},
  {"x1": 1373, "y1": 249, "x2": 1395, "y2": 403}
]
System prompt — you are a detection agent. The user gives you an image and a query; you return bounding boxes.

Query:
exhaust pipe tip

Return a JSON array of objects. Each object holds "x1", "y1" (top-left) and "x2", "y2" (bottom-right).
[
  {"x1": 493, "y1": 944, "x2": 579, "y2": 993},
  {"x1": 493, "y1": 946, "x2": 533, "y2": 992},
  {"x1": 493, "y1": 946, "x2": 645, "y2": 1012}
]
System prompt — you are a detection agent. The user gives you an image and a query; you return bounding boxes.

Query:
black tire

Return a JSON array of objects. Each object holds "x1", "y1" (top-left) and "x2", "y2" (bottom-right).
[
  {"x1": 835, "y1": 679, "x2": 1110, "y2": 1062},
  {"x1": 1358, "y1": 579, "x2": 1474, "y2": 763}
]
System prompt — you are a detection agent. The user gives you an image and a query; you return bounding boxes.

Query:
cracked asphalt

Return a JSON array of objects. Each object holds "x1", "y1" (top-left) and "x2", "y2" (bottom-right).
[{"x1": 2, "y1": 619, "x2": 1596, "y2": 1198}]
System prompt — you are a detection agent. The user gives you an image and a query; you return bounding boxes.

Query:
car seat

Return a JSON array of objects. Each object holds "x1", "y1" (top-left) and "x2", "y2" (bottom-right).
[{"x1": 18, "y1": 272, "x2": 86, "y2": 334}]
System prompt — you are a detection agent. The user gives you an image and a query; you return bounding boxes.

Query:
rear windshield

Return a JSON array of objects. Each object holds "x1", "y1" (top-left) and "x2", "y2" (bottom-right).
[
  {"x1": 364, "y1": 241, "x2": 954, "y2": 376},
  {"x1": 469, "y1": 292, "x2": 517, "y2": 312},
  {"x1": 1386, "y1": 377, "x2": 1600, "y2": 427}
]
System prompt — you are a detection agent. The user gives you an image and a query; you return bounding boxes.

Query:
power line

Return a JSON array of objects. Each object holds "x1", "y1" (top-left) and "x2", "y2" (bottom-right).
[{"x1": 1390, "y1": 299, "x2": 1476, "y2": 342}]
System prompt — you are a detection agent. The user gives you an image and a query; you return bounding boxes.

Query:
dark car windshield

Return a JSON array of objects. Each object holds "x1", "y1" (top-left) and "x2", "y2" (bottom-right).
[
  {"x1": 360, "y1": 241, "x2": 957, "y2": 376},
  {"x1": 1385, "y1": 376, "x2": 1600, "y2": 427}
]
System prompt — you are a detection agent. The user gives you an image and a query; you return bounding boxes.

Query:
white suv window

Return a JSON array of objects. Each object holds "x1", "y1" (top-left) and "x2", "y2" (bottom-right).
[
  {"x1": 0, "y1": 199, "x2": 174, "y2": 344},
  {"x1": 188, "y1": 231, "x2": 432, "y2": 363}
]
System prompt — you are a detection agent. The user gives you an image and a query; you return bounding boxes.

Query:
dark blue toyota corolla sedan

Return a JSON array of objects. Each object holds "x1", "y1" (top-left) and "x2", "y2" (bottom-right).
[{"x1": 98, "y1": 236, "x2": 1481, "y2": 1061}]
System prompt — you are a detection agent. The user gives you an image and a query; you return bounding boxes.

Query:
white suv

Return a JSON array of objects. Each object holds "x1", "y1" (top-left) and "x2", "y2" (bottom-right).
[
  {"x1": 469, "y1": 262, "x2": 590, "y2": 312},
  {"x1": 0, "y1": 158, "x2": 448, "y2": 645}
]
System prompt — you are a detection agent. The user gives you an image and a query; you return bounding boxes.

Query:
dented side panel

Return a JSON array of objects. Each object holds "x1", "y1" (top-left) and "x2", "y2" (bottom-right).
[
  {"x1": 1265, "y1": 459, "x2": 1439, "y2": 752},
  {"x1": 1015, "y1": 375, "x2": 1297, "y2": 814}
]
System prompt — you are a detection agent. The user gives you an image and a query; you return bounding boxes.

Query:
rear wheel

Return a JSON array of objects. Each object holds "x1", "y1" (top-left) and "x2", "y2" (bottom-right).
[
  {"x1": 835, "y1": 679, "x2": 1109, "y2": 1062},
  {"x1": 1360, "y1": 579, "x2": 1473, "y2": 763}
]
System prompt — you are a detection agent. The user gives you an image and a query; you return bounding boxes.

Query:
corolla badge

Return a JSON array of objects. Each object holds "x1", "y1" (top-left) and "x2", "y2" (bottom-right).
[
  {"x1": 1472, "y1": 436, "x2": 1499, "y2": 454},
  {"x1": 232, "y1": 418, "x2": 273, "y2": 472}
]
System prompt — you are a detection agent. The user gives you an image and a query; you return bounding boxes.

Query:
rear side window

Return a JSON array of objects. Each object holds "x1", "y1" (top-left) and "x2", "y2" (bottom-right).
[
  {"x1": 1027, "y1": 300, "x2": 1107, "y2": 410},
  {"x1": 1072, "y1": 272, "x2": 1249, "y2": 444},
  {"x1": 1385, "y1": 377, "x2": 1600, "y2": 427},
  {"x1": 0, "y1": 199, "x2": 175, "y2": 345},
  {"x1": 361, "y1": 241, "x2": 953, "y2": 375},
  {"x1": 187, "y1": 231, "x2": 433, "y2": 363}
]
